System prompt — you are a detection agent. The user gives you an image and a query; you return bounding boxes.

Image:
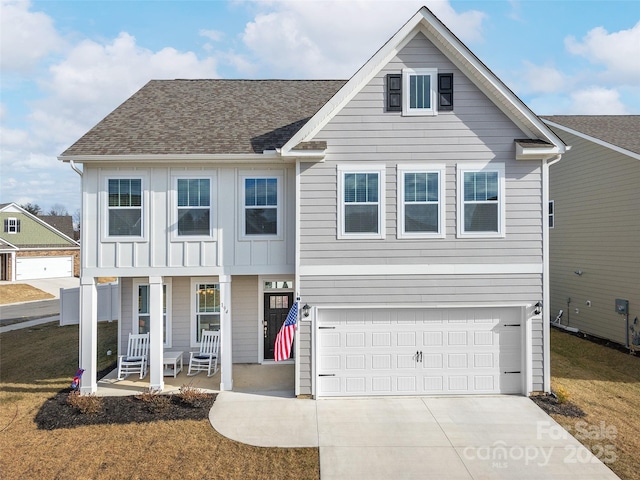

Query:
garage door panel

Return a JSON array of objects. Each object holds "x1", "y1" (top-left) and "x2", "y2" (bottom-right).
[
  {"x1": 317, "y1": 307, "x2": 524, "y2": 397},
  {"x1": 16, "y1": 256, "x2": 72, "y2": 280}
]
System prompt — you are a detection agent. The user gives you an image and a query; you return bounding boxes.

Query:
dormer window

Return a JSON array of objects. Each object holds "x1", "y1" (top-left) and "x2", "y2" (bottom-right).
[{"x1": 403, "y1": 68, "x2": 437, "y2": 116}]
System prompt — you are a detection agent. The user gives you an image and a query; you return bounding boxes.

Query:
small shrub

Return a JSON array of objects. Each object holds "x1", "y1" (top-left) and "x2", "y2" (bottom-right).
[
  {"x1": 554, "y1": 386, "x2": 570, "y2": 404},
  {"x1": 135, "y1": 388, "x2": 171, "y2": 413},
  {"x1": 67, "y1": 390, "x2": 102, "y2": 414},
  {"x1": 177, "y1": 384, "x2": 209, "y2": 408}
]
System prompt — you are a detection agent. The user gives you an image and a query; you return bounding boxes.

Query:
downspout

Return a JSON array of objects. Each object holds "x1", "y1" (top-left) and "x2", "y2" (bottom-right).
[
  {"x1": 542, "y1": 154, "x2": 561, "y2": 393},
  {"x1": 69, "y1": 160, "x2": 83, "y2": 177}
]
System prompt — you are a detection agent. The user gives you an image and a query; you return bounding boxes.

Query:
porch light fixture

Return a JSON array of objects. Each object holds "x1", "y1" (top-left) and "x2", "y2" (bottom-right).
[{"x1": 302, "y1": 304, "x2": 311, "y2": 318}]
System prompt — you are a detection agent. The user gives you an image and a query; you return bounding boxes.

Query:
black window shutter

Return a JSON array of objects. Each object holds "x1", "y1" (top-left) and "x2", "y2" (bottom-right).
[
  {"x1": 438, "y1": 73, "x2": 453, "y2": 111},
  {"x1": 386, "y1": 74, "x2": 402, "y2": 112},
  {"x1": 16, "y1": 220, "x2": 20, "y2": 233},
  {"x1": 3, "y1": 219, "x2": 7, "y2": 232}
]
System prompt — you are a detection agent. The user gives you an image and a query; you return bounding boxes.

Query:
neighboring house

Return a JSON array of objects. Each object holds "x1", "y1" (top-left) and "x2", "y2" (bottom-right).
[
  {"x1": 0, "y1": 203, "x2": 80, "y2": 281},
  {"x1": 543, "y1": 116, "x2": 639, "y2": 347},
  {"x1": 60, "y1": 7, "x2": 566, "y2": 396}
]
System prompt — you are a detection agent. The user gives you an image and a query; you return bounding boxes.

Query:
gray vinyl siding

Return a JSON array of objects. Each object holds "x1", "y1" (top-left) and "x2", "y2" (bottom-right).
[
  {"x1": 231, "y1": 276, "x2": 259, "y2": 363},
  {"x1": 299, "y1": 32, "x2": 546, "y2": 393},
  {"x1": 118, "y1": 275, "x2": 259, "y2": 363},
  {"x1": 549, "y1": 128, "x2": 639, "y2": 345},
  {"x1": 302, "y1": 32, "x2": 543, "y2": 269},
  {"x1": 297, "y1": 319, "x2": 313, "y2": 395},
  {"x1": 119, "y1": 277, "x2": 134, "y2": 356}
]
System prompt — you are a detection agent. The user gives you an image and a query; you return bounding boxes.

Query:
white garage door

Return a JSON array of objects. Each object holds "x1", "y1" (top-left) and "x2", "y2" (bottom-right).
[
  {"x1": 16, "y1": 256, "x2": 73, "y2": 280},
  {"x1": 317, "y1": 307, "x2": 523, "y2": 397}
]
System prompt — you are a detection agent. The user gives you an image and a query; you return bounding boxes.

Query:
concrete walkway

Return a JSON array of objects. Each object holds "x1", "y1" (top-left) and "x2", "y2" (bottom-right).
[{"x1": 210, "y1": 393, "x2": 620, "y2": 480}]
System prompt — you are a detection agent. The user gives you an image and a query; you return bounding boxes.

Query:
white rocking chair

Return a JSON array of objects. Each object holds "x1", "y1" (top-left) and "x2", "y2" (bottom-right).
[
  {"x1": 188, "y1": 330, "x2": 220, "y2": 377},
  {"x1": 117, "y1": 333, "x2": 150, "y2": 380}
]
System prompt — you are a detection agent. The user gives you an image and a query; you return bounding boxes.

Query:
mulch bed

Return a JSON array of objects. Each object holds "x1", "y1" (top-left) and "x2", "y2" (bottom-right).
[
  {"x1": 35, "y1": 389, "x2": 216, "y2": 430},
  {"x1": 531, "y1": 394, "x2": 585, "y2": 418}
]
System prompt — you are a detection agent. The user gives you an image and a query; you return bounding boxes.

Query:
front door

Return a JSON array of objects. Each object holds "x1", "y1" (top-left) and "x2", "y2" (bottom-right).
[{"x1": 264, "y1": 292, "x2": 294, "y2": 360}]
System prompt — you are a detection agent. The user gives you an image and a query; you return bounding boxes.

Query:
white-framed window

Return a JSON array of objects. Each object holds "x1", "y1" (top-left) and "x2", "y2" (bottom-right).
[
  {"x1": 457, "y1": 163, "x2": 505, "y2": 238},
  {"x1": 548, "y1": 200, "x2": 555, "y2": 229},
  {"x1": 107, "y1": 178, "x2": 143, "y2": 237},
  {"x1": 241, "y1": 174, "x2": 282, "y2": 238},
  {"x1": 338, "y1": 164, "x2": 385, "y2": 240},
  {"x1": 397, "y1": 164, "x2": 446, "y2": 238},
  {"x1": 175, "y1": 177, "x2": 213, "y2": 236},
  {"x1": 133, "y1": 278, "x2": 172, "y2": 347},
  {"x1": 4, "y1": 217, "x2": 19, "y2": 234},
  {"x1": 191, "y1": 279, "x2": 220, "y2": 346},
  {"x1": 403, "y1": 68, "x2": 438, "y2": 116}
]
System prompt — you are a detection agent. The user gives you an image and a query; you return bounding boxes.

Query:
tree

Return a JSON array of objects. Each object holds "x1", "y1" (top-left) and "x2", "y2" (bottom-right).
[
  {"x1": 20, "y1": 203, "x2": 42, "y2": 215},
  {"x1": 48, "y1": 204, "x2": 69, "y2": 216}
]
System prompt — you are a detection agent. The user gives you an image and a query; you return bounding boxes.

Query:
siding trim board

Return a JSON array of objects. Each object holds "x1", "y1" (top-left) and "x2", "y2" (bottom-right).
[{"x1": 300, "y1": 263, "x2": 543, "y2": 276}]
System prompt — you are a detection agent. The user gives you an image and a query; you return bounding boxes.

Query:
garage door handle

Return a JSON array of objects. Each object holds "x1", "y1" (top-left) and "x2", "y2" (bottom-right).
[
  {"x1": 504, "y1": 324, "x2": 521, "y2": 327},
  {"x1": 318, "y1": 326, "x2": 336, "y2": 329},
  {"x1": 319, "y1": 374, "x2": 336, "y2": 377},
  {"x1": 504, "y1": 371, "x2": 521, "y2": 374}
]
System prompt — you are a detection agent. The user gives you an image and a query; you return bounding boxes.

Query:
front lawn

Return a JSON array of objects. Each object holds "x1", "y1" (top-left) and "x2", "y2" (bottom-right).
[
  {"x1": 548, "y1": 328, "x2": 640, "y2": 480},
  {"x1": 0, "y1": 321, "x2": 319, "y2": 479}
]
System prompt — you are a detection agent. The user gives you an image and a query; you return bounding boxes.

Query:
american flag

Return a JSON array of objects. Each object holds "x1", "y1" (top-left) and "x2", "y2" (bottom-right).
[{"x1": 274, "y1": 301, "x2": 298, "y2": 362}]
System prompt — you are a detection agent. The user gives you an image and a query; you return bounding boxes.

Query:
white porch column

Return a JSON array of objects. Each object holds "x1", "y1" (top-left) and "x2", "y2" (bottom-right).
[
  {"x1": 219, "y1": 275, "x2": 233, "y2": 391},
  {"x1": 79, "y1": 276, "x2": 97, "y2": 394},
  {"x1": 148, "y1": 276, "x2": 164, "y2": 391}
]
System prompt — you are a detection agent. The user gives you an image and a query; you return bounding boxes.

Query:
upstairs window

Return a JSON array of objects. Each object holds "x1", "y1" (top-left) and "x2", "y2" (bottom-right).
[
  {"x1": 177, "y1": 178, "x2": 211, "y2": 236},
  {"x1": 4, "y1": 218, "x2": 20, "y2": 234},
  {"x1": 457, "y1": 164, "x2": 505, "y2": 237},
  {"x1": 398, "y1": 165, "x2": 445, "y2": 238},
  {"x1": 108, "y1": 178, "x2": 142, "y2": 236},
  {"x1": 244, "y1": 178, "x2": 278, "y2": 236},
  {"x1": 403, "y1": 68, "x2": 437, "y2": 116},
  {"x1": 338, "y1": 165, "x2": 385, "y2": 239}
]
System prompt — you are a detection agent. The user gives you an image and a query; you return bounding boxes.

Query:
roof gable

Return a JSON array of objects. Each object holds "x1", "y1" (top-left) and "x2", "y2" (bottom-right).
[
  {"x1": 0, "y1": 203, "x2": 79, "y2": 247},
  {"x1": 281, "y1": 6, "x2": 565, "y2": 155}
]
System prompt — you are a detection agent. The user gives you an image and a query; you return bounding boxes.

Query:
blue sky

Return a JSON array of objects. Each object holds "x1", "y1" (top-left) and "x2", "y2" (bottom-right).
[{"x1": 1, "y1": 0, "x2": 639, "y2": 215}]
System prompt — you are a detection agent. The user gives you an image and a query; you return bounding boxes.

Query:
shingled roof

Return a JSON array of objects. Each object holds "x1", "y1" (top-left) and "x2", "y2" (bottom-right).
[
  {"x1": 61, "y1": 79, "x2": 346, "y2": 157},
  {"x1": 542, "y1": 116, "x2": 640, "y2": 156}
]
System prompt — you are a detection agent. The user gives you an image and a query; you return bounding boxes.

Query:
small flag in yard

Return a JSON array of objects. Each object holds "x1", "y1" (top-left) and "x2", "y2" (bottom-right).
[{"x1": 274, "y1": 301, "x2": 298, "y2": 362}]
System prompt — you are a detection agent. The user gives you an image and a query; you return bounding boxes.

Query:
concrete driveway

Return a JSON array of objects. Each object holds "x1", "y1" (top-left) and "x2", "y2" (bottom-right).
[{"x1": 211, "y1": 393, "x2": 620, "y2": 480}]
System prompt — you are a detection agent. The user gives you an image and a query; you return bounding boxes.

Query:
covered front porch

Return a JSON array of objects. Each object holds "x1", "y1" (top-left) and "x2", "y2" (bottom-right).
[
  {"x1": 95, "y1": 363, "x2": 295, "y2": 397},
  {"x1": 78, "y1": 274, "x2": 297, "y2": 395}
]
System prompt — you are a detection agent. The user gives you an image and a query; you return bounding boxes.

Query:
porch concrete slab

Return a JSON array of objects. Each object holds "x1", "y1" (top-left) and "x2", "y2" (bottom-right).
[{"x1": 210, "y1": 391, "x2": 319, "y2": 448}]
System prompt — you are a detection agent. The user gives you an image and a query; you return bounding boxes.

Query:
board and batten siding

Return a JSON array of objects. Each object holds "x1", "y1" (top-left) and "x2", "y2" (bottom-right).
[
  {"x1": 549, "y1": 128, "x2": 639, "y2": 345},
  {"x1": 81, "y1": 164, "x2": 295, "y2": 278}
]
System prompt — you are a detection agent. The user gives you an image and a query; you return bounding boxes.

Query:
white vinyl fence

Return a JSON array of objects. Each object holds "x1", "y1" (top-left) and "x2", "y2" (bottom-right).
[{"x1": 60, "y1": 282, "x2": 119, "y2": 326}]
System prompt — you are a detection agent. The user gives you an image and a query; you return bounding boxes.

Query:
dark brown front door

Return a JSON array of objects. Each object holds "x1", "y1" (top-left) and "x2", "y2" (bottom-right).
[{"x1": 264, "y1": 292, "x2": 294, "y2": 360}]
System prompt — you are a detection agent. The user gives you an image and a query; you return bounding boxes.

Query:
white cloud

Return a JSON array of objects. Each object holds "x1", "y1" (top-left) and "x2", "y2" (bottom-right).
[
  {"x1": 565, "y1": 21, "x2": 640, "y2": 84},
  {"x1": 241, "y1": 0, "x2": 486, "y2": 78},
  {"x1": 0, "y1": 0, "x2": 64, "y2": 73},
  {"x1": 519, "y1": 62, "x2": 570, "y2": 94},
  {"x1": 567, "y1": 87, "x2": 629, "y2": 115},
  {"x1": 200, "y1": 29, "x2": 224, "y2": 42}
]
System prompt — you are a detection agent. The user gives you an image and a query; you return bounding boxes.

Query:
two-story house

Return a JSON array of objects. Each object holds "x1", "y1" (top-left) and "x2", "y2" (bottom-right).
[{"x1": 60, "y1": 7, "x2": 566, "y2": 397}]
